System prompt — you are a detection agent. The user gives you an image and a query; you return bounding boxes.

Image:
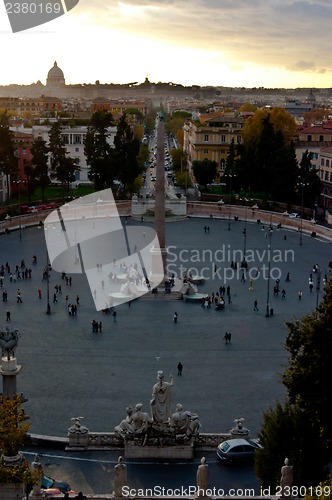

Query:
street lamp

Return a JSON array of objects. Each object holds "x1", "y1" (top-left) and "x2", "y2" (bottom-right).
[
  {"x1": 265, "y1": 227, "x2": 273, "y2": 317},
  {"x1": 316, "y1": 268, "x2": 321, "y2": 311},
  {"x1": 225, "y1": 171, "x2": 236, "y2": 230},
  {"x1": 297, "y1": 178, "x2": 309, "y2": 246},
  {"x1": 243, "y1": 204, "x2": 247, "y2": 260},
  {"x1": 13, "y1": 180, "x2": 24, "y2": 241}
]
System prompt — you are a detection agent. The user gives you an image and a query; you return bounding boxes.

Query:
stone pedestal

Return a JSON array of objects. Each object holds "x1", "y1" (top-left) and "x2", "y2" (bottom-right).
[
  {"x1": 67, "y1": 431, "x2": 89, "y2": 449},
  {"x1": 0, "y1": 357, "x2": 22, "y2": 400},
  {"x1": 124, "y1": 442, "x2": 194, "y2": 460}
]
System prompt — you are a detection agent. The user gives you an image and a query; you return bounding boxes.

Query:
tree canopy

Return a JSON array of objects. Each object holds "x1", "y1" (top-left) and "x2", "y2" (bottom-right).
[
  {"x1": 283, "y1": 277, "x2": 332, "y2": 446},
  {"x1": 84, "y1": 110, "x2": 115, "y2": 190},
  {"x1": 0, "y1": 112, "x2": 17, "y2": 199},
  {"x1": 192, "y1": 159, "x2": 217, "y2": 187}
]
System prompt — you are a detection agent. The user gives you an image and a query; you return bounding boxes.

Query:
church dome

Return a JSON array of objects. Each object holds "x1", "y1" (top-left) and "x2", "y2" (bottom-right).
[{"x1": 46, "y1": 61, "x2": 65, "y2": 86}]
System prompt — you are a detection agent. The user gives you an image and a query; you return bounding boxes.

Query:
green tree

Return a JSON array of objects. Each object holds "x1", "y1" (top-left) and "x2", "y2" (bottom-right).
[
  {"x1": 234, "y1": 115, "x2": 298, "y2": 201},
  {"x1": 283, "y1": 278, "x2": 332, "y2": 446},
  {"x1": 192, "y1": 159, "x2": 217, "y2": 188},
  {"x1": 84, "y1": 110, "x2": 115, "y2": 190},
  {"x1": 113, "y1": 113, "x2": 141, "y2": 192},
  {"x1": 298, "y1": 150, "x2": 322, "y2": 207},
  {"x1": 171, "y1": 148, "x2": 186, "y2": 172},
  {"x1": 0, "y1": 112, "x2": 18, "y2": 200},
  {"x1": 31, "y1": 137, "x2": 50, "y2": 201},
  {"x1": 0, "y1": 395, "x2": 30, "y2": 457},
  {"x1": 255, "y1": 401, "x2": 328, "y2": 491},
  {"x1": 48, "y1": 122, "x2": 79, "y2": 193}
]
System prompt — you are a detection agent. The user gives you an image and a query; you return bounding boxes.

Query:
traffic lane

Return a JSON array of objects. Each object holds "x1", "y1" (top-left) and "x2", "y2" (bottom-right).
[{"x1": 22, "y1": 448, "x2": 261, "y2": 496}]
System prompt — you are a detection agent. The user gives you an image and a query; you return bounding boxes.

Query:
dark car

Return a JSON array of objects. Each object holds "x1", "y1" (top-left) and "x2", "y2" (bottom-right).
[
  {"x1": 42, "y1": 475, "x2": 72, "y2": 493},
  {"x1": 217, "y1": 438, "x2": 262, "y2": 464}
]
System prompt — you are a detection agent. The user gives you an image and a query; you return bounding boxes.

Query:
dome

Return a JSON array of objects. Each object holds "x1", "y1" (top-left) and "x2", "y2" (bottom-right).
[{"x1": 46, "y1": 61, "x2": 65, "y2": 86}]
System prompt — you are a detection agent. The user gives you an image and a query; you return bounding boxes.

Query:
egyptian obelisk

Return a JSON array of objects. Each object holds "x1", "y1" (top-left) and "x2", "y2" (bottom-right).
[{"x1": 152, "y1": 112, "x2": 167, "y2": 281}]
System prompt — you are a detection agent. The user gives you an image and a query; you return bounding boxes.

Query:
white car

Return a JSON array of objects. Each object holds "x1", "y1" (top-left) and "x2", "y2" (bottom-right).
[{"x1": 288, "y1": 213, "x2": 300, "y2": 218}]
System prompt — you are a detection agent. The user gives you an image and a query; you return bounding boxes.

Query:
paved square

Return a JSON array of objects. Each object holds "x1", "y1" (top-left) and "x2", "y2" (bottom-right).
[{"x1": 1, "y1": 217, "x2": 330, "y2": 439}]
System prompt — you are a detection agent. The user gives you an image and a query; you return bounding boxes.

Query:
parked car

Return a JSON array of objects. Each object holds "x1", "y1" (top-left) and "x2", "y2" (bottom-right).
[
  {"x1": 42, "y1": 475, "x2": 72, "y2": 493},
  {"x1": 217, "y1": 438, "x2": 262, "y2": 464},
  {"x1": 288, "y1": 213, "x2": 300, "y2": 218}
]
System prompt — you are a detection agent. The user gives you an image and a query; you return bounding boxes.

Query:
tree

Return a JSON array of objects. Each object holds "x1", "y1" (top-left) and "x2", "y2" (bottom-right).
[
  {"x1": 298, "y1": 150, "x2": 322, "y2": 207},
  {"x1": 242, "y1": 107, "x2": 297, "y2": 146},
  {"x1": 255, "y1": 401, "x2": 328, "y2": 491},
  {"x1": 0, "y1": 112, "x2": 18, "y2": 200},
  {"x1": 0, "y1": 395, "x2": 30, "y2": 457},
  {"x1": 48, "y1": 122, "x2": 79, "y2": 193},
  {"x1": 234, "y1": 115, "x2": 298, "y2": 202},
  {"x1": 30, "y1": 138, "x2": 50, "y2": 201},
  {"x1": 171, "y1": 148, "x2": 186, "y2": 172},
  {"x1": 113, "y1": 113, "x2": 141, "y2": 191},
  {"x1": 192, "y1": 159, "x2": 217, "y2": 188},
  {"x1": 283, "y1": 278, "x2": 332, "y2": 446},
  {"x1": 84, "y1": 110, "x2": 115, "y2": 190}
]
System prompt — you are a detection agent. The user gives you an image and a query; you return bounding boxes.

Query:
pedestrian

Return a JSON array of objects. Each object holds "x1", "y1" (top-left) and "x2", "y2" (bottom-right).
[
  {"x1": 65, "y1": 294, "x2": 69, "y2": 303},
  {"x1": 91, "y1": 320, "x2": 98, "y2": 332},
  {"x1": 17, "y1": 289, "x2": 22, "y2": 303},
  {"x1": 38, "y1": 289, "x2": 42, "y2": 299},
  {"x1": 177, "y1": 362, "x2": 183, "y2": 376},
  {"x1": 224, "y1": 331, "x2": 231, "y2": 344},
  {"x1": 6, "y1": 310, "x2": 11, "y2": 321},
  {"x1": 98, "y1": 321, "x2": 102, "y2": 333},
  {"x1": 76, "y1": 295, "x2": 80, "y2": 305},
  {"x1": 281, "y1": 289, "x2": 286, "y2": 299},
  {"x1": 53, "y1": 293, "x2": 57, "y2": 303},
  {"x1": 228, "y1": 293, "x2": 232, "y2": 304},
  {"x1": 254, "y1": 299, "x2": 259, "y2": 311},
  {"x1": 173, "y1": 312, "x2": 178, "y2": 323},
  {"x1": 285, "y1": 272, "x2": 290, "y2": 282},
  {"x1": 309, "y1": 281, "x2": 314, "y2": 293},
  {"x1": 113, "y1": 310, "x2": 117, "y2": 321},
  {"x1": 2, "y1": 290, "x2": 7, "y2": 302},
  {"x1": 298, "y1": 290, "x2": 303, "y2": 300}
]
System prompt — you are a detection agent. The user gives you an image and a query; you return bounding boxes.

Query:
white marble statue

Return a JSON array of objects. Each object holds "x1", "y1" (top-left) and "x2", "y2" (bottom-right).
[
  {"x1": 113, "y1": 456, "x2": 127, "y2": 497},
  {"x1": 150, "y1": 371, "x2": 173, "y2": 424}
]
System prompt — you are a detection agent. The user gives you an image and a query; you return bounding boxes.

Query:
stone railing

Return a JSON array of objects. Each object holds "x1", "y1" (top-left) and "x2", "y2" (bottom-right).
[{"x1": 187, "y1": 202, "x2": 332, "y2": 241}]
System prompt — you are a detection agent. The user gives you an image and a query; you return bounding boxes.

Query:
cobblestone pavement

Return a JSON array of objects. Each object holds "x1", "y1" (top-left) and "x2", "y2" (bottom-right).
[{"x1": 0, "y1": 217, "x2": 330, "y2": 439}]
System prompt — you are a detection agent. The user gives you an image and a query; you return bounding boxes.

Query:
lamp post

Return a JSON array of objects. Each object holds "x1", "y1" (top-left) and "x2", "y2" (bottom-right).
[
  {"x1": 265, "y1": 227, "x2": 273, "y2": 317},
  {"x1": 226, "y1": 171, "x2": 235, "y2": 230},
  {"x1": 46, "y1": 249, "x2": 51, "y2": 315},
  {"x1": 243, "y1": 204, "x2": 247, "y2": 260},
  {"x1": 298, "y1": 178, "x2": 309, "y2": 246},
  {"x1": 316, "y1": 268, "x2": 321, "y2": 311}
]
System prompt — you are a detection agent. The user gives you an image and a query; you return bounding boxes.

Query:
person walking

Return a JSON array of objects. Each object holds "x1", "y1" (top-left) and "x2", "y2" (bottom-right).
[
  {"x1": 6, "y1": 310, "x2": 11, "y2": 321},
  {"x1": 17, "y1": 289, "x2": 22, "y2": 303},
  {"x1": 173, "y1": 312, "x2": 178, "y2": 323},
  {"x1": 38, "y1": 289, "x2": 42, "y2": 299},
  {"x1": 298, "y1": 290, "x2": 303, "y2": 300},
  {"x1": 177, "y1": 362, "x2": 183, "y2": 376},
  {"x1": 254, "y1": 299, "x2": 259, "y2": 311}
]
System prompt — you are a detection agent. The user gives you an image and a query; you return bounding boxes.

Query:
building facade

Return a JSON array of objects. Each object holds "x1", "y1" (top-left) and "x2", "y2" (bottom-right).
[{"x1": 183, "y1": 112, "x2": 246, "y2": 179}]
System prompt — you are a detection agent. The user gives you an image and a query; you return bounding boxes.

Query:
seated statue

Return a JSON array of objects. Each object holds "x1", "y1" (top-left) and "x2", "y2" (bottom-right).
[
  {"x1": 115, "y1": 404, "x2": 150, "y2": 444},
  {"x1": 169, "y1": 403, "x2": 201, "y2": 442},
  {"x1": 114, "y1": 406, "x2": 133, "y2": 441}
]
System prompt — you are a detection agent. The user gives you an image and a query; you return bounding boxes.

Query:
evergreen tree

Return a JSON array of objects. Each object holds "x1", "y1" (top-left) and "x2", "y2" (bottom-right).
[
  {"x1": 0, "y1": 112, "x2": 17, "y2": 200},
  {"x1": 283, "y1": 278, "x2": 332, "y2": 446},
  {"x1": 192, "y1": 159, "x2": 217, "y2": 188},
  {"x1": 48, "y1": 122, "x2": 79, "y2": 192},
  {"x1": 255, "y1": 401, "x2": 328, "y2": 490},
  {"x1": 298, "y1": 150, "x2": 322, "y2": 207},
  {"x1": 84, "y1": 110, "x2": 115, "y2": 190},
  {"x1": 31, "y1": 137, "x2": 50, "y2": 201},
  {"x1": 113, "y1": 113, "x2": 141, "y2": 191}
]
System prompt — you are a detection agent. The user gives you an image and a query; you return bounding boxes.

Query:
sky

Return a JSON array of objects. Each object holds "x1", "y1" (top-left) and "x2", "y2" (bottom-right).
[{"x1": 0, "y1": 0, "x2": 332, "y2": 89}]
